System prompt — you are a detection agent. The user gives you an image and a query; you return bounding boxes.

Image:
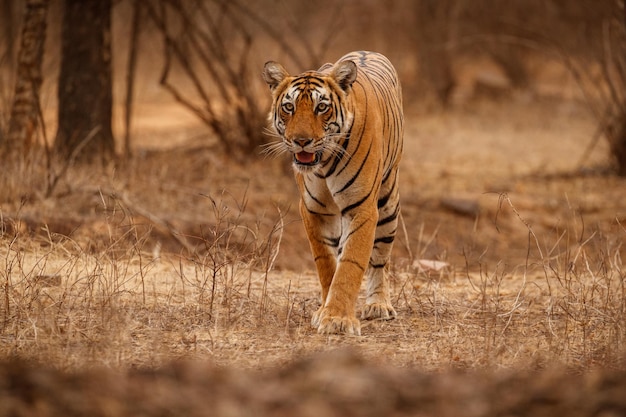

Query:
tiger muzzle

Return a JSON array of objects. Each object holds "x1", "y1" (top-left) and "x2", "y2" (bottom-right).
[{"x1": 291, "y1": 138, "x2": 322, "y2": 166}]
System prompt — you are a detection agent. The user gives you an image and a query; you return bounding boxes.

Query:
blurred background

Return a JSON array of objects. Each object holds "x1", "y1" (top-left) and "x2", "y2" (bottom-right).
[
  {"x1": 0, "y1": 0, "x2": 624, "y2": 170},
  {"x1": 0, "y1": 0, "x2": 625, "y2": 271}
]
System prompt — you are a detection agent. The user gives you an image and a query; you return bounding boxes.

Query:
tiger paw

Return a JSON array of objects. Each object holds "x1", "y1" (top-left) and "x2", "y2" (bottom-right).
[
  {"x1": 317, "y1": 314, "x2": 361, "y2": 336},
  {"x1": 311, "y1": 307, "x2": 324, "y2": 329},
  {"x1": 361, "y1": 303, "x2": 397, "y2": 321}
]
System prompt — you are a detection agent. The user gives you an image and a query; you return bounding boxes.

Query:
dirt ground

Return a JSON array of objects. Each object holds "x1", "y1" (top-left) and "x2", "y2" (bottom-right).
[
  {"x1": 2, "y1": 349, "x2": 626, "y2": 417},
  {"x1": 2, "y1": 88, "x2": 626, "y2": 415}
]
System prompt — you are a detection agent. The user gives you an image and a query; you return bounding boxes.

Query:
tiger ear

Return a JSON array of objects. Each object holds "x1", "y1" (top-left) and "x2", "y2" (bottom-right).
[
  {"x1": 263, "y1": 61, "x2": 289, "y2": 90},
  {"x1": 317, "y1": 62, "x2": 333, "y2": 72},
  {"x1": 331, "y1": 60, "x2": 357, "y2": 91}
]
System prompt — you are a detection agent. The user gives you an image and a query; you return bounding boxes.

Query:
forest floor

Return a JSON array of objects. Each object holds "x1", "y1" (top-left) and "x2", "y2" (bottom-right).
[{"x1": 1, "y1": 95, "x2": 626, "y2": 416}]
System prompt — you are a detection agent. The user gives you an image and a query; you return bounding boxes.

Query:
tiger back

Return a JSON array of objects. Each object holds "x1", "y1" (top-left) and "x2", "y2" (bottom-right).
[{"x1": 263, "y1": 51, "x2": 403, "y2": 336}]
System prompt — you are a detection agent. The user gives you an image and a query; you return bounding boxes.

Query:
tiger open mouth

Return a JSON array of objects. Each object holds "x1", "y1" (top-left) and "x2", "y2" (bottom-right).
[{"x1": 294, "y1": 151, "x2": 321, "y2": 166}]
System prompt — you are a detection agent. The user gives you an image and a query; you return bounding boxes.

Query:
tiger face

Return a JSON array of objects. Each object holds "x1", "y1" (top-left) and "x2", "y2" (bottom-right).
[{"x1": 262, "y1": 61, "x2": 357, "y2": 172}]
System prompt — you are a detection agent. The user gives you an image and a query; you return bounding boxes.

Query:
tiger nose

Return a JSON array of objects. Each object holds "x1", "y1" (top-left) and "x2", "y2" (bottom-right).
[{"x1": 293, "y1": 138, "x2": 312, "y2": 147}]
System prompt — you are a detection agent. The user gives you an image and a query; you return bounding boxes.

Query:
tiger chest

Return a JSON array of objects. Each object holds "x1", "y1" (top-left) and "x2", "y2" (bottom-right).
[
  {"x1": 299, "y1": 175, "x2": 339, "y2": 215},
  {"x1": 300, "y1": 173, "x2": 370, "y2": 217}
]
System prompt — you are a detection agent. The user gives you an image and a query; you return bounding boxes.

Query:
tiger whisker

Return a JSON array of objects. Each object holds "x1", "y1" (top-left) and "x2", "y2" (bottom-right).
[
  {"x1": 324, "y1": 135, "x2": 352, "y2": 160},
  {"x1": 260, "y1": 140, "x2": 289, "y2": 159},
  {"x1": 262, "y1": 127, "x2": 282, "y2": 139},
  {"x1": 330, "y1": 145, "x2": 352, "y2": 161}
]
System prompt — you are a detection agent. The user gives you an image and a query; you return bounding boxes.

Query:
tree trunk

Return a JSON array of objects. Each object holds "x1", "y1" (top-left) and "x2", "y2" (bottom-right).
[
  {"x1": 54, "y1": 0, "x2": 114, "y2": 163},
  {"x1": 2, "y1": 0, "x2": 48, "y2": 159},
  {"x1": 616, "y1": 6, "x2": 626, "y2": 176},
  {"x1": 0, "y1": 0, "x2": 17, "y2": 63},
  {"x1": 611, "y1": 114, "x2": 626, "y2": 177},
  {"x1": 123, "y1": 0, "x2": 142, "y2": 160}
]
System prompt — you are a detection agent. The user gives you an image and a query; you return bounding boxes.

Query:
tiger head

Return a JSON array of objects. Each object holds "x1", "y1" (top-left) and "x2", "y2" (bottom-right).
[{"x1": 262, "y1": 60, "x2": 357, "y2": 171}]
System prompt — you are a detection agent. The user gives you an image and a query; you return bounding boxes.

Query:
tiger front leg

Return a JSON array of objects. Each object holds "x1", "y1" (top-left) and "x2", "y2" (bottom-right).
[
  {"x1": 298, "y1": 201, "x2": 340, "y2": 330},
  {"x1": 310, "y1": 247, "x2": 337, "y2": 330},
  {"x1": 316, "y1": 210, "x2": 377, "y2": 336}
]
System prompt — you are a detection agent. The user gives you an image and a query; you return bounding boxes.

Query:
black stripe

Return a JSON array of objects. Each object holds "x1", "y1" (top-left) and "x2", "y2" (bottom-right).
[
  {"x1": 377, "y1": 205, "x2": 399, "y2": 226},
  {"x1": 303, "y1": 204, "x2": 335, "y2": 217},
  {"x1": 304, "y1": 182, "x2": 326, "y2": 208},
  {"x1": 377, "y1": 191, "x2": 391, "y2": 209},
  {"x1": 339, "y1": 258, "x2": 366, "y2": 272},
  {"x1": 335, "y1": 140, "x2": 372, "y2": 194},
  {"x1": 346, "y1": 217, "x2": 370, "y2": 239},
  {"x1": 378, "y1": 171, "x2": 399, "y2": 209},
  {"x1": 374, "y1": 236, "x2": 395, "y2": 244},
  {"x1": 324, "y1": 236, "x2": 340, "y2": 247},
  {"x1": 321, "y1": 132, "x2": 351, "y2": 178},
  {"x1": 340, "y1": 164, "x2": 380, "y2": 216}
]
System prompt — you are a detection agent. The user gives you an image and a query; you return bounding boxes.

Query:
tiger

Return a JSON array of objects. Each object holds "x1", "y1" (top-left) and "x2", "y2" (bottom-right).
[{"x1": 262, "y1": 51, "x2": 403, "y2": 336}]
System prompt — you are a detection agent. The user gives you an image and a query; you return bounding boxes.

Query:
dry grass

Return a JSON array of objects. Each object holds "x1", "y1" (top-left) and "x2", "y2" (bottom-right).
[
  {"x1": 1, "y1": 98, "x2": 625, "y2": 415},
  {"x1": 1, "y1": 202, "x2": 624, "y2": 371}
]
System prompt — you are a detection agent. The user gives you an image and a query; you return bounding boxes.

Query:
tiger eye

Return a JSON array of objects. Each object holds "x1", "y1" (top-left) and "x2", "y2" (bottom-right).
[
  {"x1": 316, "y1": 103, "x2": 329, "y2": 113},
  {"x1": 282, "y1": 102, "x2": 294, "y2": 113}
]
